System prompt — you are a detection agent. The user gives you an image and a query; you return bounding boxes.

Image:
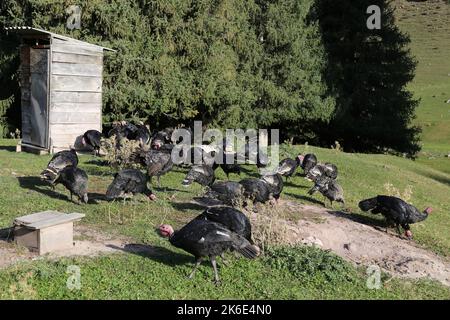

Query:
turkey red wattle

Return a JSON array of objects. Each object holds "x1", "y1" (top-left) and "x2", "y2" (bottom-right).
[
  {"x1": 159, "y1": 224, "x2": 174, "y2": 237},
  {"x1": 425, "y1": 207, "x2": 433, "y2": 214},
  {"x1": 148, "y1": 194, "x2": 157, "y2": 201}
]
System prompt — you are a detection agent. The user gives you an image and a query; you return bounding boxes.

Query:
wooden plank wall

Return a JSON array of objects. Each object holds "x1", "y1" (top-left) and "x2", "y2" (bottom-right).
[{"x1": 49, "y1": 39, "x2": 103, "y2": 151}]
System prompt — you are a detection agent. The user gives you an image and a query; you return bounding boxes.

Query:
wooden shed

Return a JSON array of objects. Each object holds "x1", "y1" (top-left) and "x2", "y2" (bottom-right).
[{"x1": 5, "y1": 26, "x2": 114, "y2": 154}]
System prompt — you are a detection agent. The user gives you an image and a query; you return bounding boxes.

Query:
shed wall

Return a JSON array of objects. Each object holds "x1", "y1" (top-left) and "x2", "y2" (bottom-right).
[{"x1": 48, "y1": 39, "x2": 103, "y2": 151}]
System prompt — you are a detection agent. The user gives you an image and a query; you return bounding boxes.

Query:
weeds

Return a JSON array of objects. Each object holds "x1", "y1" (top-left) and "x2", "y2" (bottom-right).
[
  {"x1": 383, "y1": 182, "x2": 413, "y2": 202},
  {"x1": 245, "y1": 204, "x2": 300, "y2": 252},
  {"x1": 102, "y1": 135, "x2": 141, "y2": 170},
  {"x1": 264, "y1": 245, "x2": 358, "y2": 283}
]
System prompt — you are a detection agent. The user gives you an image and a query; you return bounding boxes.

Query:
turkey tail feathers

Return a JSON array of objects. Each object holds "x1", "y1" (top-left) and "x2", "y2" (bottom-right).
[
  {"x1": 358, "y1": 197, "x2": 378, "y2": 212},
  {"x1": 235, "y1": 241, "x2": 259, "y2": 259}
]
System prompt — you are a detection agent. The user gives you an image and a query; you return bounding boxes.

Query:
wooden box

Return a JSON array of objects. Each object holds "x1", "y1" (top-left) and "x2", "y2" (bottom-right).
[{"x1": 14, "y1": 211, "x2": 85, "y2": 255}]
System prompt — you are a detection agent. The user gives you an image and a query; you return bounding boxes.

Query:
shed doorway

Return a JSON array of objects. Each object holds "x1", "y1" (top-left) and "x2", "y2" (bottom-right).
[{"x1": 29, "y1": 47, "x2": 49, "y2": 148}]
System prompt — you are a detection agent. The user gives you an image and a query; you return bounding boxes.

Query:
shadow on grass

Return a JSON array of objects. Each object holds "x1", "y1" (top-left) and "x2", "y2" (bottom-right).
[
  {"x1": 328, "y1": 210, "x2": 387, "y2": 229},
  {"x1": 17, "y1": 176, "x2": 71, "y2": 202},
  {"x1": 107, "y1": 243, "x2": 194, "y2": 266},
  {"x1": 171, "y1": 201, "x2": 206, "y2": 212},
  {"x1": 82, "y1": 166, "x2": 113, "y2": 177},
  {"x1": 0, "y1": 145, "x2": 16, "y2": 152},
  {"x1": 425, "y1": 173, "x2": 450, "y2": 187},
  {"x1": 153, "y1": 186, "x2": 190, "y2": 193},
  {"x1": 283, "y1": 180, "x2": 310, "y2": 189},
  {"x1": 85, "y1": 159, "x2": 110, "y2": 167},
  {"x1": 17, "y1": 176, "x2": 100, "y2": 205},
  {"x1": 87, "y1": 192, "x2": 107, "y2": 203},
  {"x1": 239, "y1": 166, "x2": 260, "y2": 178},
  {"x1": 284, "y1": 192, "x2": 325, "y2": 206}
]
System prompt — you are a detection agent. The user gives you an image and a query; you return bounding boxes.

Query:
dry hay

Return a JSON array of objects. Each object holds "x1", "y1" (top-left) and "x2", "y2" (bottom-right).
[
  {"x1": 102, "y1": 135, "x2": 142, "y2": 170},
  {"x1": 243, "y1": 203, "x2": 302, "y2": 253}
]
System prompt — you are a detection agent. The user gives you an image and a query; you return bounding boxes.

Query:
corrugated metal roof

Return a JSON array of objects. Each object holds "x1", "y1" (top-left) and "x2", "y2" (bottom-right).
[{"x1": 5, "y1": 26, "x2": 116, "y2": 52}]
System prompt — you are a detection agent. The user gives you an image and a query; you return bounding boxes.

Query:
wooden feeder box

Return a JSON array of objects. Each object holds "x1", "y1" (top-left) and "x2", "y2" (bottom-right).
[
  {"x1": 13, "y1": 211, "x2": 85, "y2": 255},
  {"x1": 5, "y1": 26, "x2": 115, "y2": 154}
]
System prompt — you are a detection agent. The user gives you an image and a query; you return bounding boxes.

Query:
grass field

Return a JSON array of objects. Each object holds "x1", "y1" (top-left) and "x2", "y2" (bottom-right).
[
  {"x1": 394, "y1": 0, "x2": 450, "y2": 173},
  {"x1": 0, "y1": 139, "x2": 449, "y2": 299}
]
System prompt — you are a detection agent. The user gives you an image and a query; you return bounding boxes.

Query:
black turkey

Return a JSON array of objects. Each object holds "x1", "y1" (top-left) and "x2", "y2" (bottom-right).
[
  {"x1": 82, "y1": 130, "x2": 103, "y2": 156},
  {"x1": 308, "y1": 175, "x2": 344, "y2": 207},
  {"x1": 151, "y1": 129, "x2": 173, "y2": 150},
  {"x1": 107, "y1": 121, "x2": 137, "y2": 140},
  {"x1": 276, "y1": 158, "x2": 300, "y2": 181},
  {"x1": 134, "y1": 123, "x2": 151, "y2": 146},
  {"x1": 182, "y1": 164, "x2": 215, "y2": 187},
  {"x1": 40, "y1": 149, "x2": 78, "y2": 187},
  {"x1": 159, "y1": 219, "x2": 259, "y2": 284},
  {"x1": 297, "y1": 153, "x2": 317, "y2": 175},
  {"x1": 208, "y1": 146, "x2": 242, "y2": 178},
  {"x1": 204, "y1": 181, "x2": 244, "y2": 207},
  {"x1": 131, "y1": 146, "x2": 173, "y2": 187},
  {"x1": 219, "y1": 163, "x2": 241, "y2": 179},
  {"x1": 261, "y1": 173, "x2": 284, "y2": 202},
  {"x1": 358, "y1": 195, "x2": 432, "y2": 239},
  {"x1": 106, "y1": 169, "x2": 156, "y2": 201},
  {"x1": 307, "y1": 162, "x2": 338, "y2": 181},
  {"x1": 54, "y1": 166, "x2": 88, "y2": 204},
  {"x1": 195, "y1": 206, "x2": 253, "y2": 244},
  {"x1": 239, "y1": 178, "x2": 273, "y2": 205}
]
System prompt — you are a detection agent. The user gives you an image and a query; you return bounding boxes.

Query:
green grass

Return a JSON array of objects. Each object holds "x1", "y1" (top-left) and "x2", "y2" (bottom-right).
[
  {"x1": 0, "y1": 248, "x2": 448, "y2": 300},
  {"x1": 0, "y1": 139, "x2": 449, "y2": 299},
  {"x1": 394, "y1": 1, "x2": 450, "y2": 172}
]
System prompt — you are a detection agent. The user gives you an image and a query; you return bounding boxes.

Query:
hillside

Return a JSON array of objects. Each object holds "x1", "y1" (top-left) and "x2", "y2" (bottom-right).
[{"x1": 394, "y1": 0, "x2": 450, "y2": 173}]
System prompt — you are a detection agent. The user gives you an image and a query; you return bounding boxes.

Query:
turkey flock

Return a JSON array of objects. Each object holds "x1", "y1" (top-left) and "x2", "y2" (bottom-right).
[{"x1": 38, "y1": 120, "x2": 432, "y2": 284}]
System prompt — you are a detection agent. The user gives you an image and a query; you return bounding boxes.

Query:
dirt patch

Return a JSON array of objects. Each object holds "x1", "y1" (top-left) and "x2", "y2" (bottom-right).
[
  {"x1": 262, "y1": 200, "x2": 450, "y2": 286},
  {"x1": 0, "y1": 225, "x2": 128, "y2": 269}
]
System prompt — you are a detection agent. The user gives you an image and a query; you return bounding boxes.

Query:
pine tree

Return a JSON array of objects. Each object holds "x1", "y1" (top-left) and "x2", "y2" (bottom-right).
[
  {"x1": 313, "y1": 0, "x2": 421, "y2": 155},
  {"x1": 254, "y1": 0, "x2": 335, "y2": 138}
]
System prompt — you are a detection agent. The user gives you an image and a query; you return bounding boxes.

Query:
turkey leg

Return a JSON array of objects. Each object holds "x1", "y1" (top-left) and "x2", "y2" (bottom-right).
[
  {"x1": 188, "y1": 257, "x2": 203, "y2": 279},
  {"x1": 210, "y1": 256, "x2": 221, "y2": 285}
]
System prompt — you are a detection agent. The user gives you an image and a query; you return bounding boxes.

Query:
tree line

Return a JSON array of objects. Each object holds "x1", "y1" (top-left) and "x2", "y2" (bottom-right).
[{"x1": 0, "y1": 0, "x2": 420, "y2": 155}]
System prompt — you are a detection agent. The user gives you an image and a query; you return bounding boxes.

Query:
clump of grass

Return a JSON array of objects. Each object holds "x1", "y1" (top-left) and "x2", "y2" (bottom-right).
[
  {"x1": 264, "y1": 245, "x2": 359, "y2": 283},
  {"x1": 383, "y1": 182, "x2": 413, "y2": 202},
  {"x1": 246, "y1": 205, "x2": 300, "y2": 253},
  {"x1": 102, "y1": 135, "x2": 141, "y2": 170},
  {"x1": 7, "y1": 271, "x2": 37, "y2": 299}
]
